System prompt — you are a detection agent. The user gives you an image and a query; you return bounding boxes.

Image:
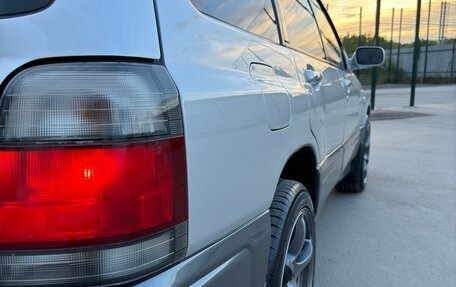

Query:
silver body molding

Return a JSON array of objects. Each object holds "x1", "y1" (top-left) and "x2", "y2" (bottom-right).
[{"x1": 134, "y1": 211, "x2": 271, "y2": 287}]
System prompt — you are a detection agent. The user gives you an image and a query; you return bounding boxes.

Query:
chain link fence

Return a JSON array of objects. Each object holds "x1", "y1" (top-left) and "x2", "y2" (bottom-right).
[{"x1": 323, "y1": 0, "x2": 456, "y2": 85}]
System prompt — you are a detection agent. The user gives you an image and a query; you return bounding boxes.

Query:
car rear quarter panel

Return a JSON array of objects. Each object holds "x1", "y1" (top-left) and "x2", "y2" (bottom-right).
[
  {"x1": 0, "y1": 0, "x2": 161, "y2": 84},
  {"x1": 155, "y1": 0, "x2": 320, "y2": 255},
  {"x1": 0, "y1": 0, "x2": 322, "y2": 259}
]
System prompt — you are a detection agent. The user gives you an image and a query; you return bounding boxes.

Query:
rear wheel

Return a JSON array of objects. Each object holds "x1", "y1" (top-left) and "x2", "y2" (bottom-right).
[
  {"x1": 337, "y1": 116, "x2": 370, "y2": 193},
  {"x1": 266, "y1": 180, "x2": 315, "y2": 287}
]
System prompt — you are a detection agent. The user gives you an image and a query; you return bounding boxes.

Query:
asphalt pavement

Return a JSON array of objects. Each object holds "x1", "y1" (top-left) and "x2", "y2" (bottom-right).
[{"x1": 314, "y1": 85, "x2": 456, "y2": 287}]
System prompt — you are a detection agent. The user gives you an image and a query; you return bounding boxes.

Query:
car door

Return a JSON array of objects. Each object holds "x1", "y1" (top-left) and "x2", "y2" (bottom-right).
[
  {"x1": 276, "y1": 0, "x2": 346, "y2": 203},
  {"x1": 340, "y1": 71, "x2": 363, "y2": 169},
  {"x1": 309, "y1": 0, "x2": 361, "y2": 170}
]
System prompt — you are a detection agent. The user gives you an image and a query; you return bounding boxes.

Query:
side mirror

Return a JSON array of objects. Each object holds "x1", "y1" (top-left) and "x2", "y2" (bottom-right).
[{"x1": 349, "y1": 46, "x2": 385, "y2": 71}]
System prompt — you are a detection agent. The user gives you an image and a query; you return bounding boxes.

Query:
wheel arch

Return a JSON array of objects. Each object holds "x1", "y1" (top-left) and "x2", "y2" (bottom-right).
[{"x1": 279, "y1": 145, "x2": 320, "y2": 214}]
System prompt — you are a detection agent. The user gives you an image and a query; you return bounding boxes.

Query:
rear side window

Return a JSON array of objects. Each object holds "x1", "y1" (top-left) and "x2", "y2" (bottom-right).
[
  {"x1": 190, "y1": 0, "x2": 280, "y2": 43},
  {"x1": 309, "y1": 0, "x2": 343, "y2": 67},
  {"x1": 278, "y1": 0, "x2": 325, "y2": 59}
]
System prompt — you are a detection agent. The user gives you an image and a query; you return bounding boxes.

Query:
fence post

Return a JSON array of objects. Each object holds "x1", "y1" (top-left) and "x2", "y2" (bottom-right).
[
  {"x1": 438, "y1": 2, "x2": 443, "y2": 43},
  {"x1": 441, "y1": 2, "x2": 447, "y2": 43},
  {"x1": 396, "y1": 8, "x2": 403, "y2": 83},
  {"x1": 357, "y1": 7, "x2": 363, "y2": 77},
  {"x1": 451, "y1": 43, "x2": 456, "y2": 81},
  {"x1": 410, "y1": 0, "x2": 422, "y2": 107},
  {"x1": 371, "y1": 0, "x2": 382, "y2": 110},
  {"x1": 359, "y1": 7, "x2": 362, "y2": 46},
  {"x1": 387, "y1": 8, "x2": 395, "y2": 83},
  {"x1": 423, "y1": 0, "x2": 432, "y2": 83}
]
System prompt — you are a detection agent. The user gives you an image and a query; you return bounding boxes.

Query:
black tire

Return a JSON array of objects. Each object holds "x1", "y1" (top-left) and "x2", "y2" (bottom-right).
[
  {"x1": 266, "y1": 180, "x2": 315, "y2": 287},
  {"x1": 337, "y1": 116, "x2": 371, "y2": 193}
]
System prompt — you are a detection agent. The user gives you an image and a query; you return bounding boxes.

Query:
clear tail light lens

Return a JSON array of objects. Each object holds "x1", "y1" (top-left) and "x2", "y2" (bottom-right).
[
  {"x1": 0, "y1": 62, "x2": 183, "y2": 142},
  {"x1": 0, "y1": 62, "x2": 188, "y2": 286}
]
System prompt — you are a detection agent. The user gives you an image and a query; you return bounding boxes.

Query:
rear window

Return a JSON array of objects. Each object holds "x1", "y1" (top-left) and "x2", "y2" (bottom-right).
[
  {"x1": 278, "y1": 0, "x2": 325, "y2": 59},
  {"x1": 190, "y1": 0, "x2": 280, "y2": 43},
  {"x1": 0, "y1": 0, "x2": 53, "y2": 17},
  {"x1": 308, "y1": 0, "x2": 344, "y2": 67}
]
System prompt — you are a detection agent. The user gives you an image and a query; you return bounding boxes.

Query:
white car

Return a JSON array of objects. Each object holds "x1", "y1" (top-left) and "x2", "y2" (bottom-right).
[{"x1": 0, "y1": 0, "x2": 384, "y2": 286}]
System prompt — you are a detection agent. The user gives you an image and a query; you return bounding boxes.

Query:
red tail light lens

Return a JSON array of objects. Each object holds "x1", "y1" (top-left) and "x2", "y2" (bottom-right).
[{"x1": 0, "y1": 137, "x2": 187, "y2": 250}]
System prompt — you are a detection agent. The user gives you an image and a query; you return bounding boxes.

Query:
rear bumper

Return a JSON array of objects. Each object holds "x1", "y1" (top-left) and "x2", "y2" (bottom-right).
[{"x1": 134, "y1": 211, "x2": 271, "y2": 287}]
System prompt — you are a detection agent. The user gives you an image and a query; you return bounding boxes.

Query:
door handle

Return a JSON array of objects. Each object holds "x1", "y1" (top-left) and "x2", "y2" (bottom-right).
[
  {"x1": 304, "y1": 70, "x2": 322, "y2": 91},
  {"x1": 342, "y1": 78, "x2": 352, "y2": 97},
  {"x1": 304, "y1": 70, "x2": 322, "y2": 85}
]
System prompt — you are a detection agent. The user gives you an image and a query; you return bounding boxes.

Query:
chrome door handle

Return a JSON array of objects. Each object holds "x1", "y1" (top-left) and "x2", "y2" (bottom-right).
[
  {"x1": 342, "y1": 78, "x2": 352, "y2": 96},
  {"x1": 304, "y1": 70, "x2": 322, "y2": 92},
  {"x1": 304, "y1": 70, "x2": 322, "y2": 85}
]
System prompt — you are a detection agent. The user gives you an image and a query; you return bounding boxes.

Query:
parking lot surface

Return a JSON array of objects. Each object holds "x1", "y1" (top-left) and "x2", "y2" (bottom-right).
[{"x1": 315, "y1": 85, "x2": 456, "y2": 287}]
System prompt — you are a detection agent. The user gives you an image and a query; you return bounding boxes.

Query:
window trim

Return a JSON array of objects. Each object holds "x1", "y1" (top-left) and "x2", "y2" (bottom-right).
[
  {"x1": 273, "y1": 0, "x2": 289, "y2": 44},
  {"x1": 189, "y1": 0, "x2": 283, "y2": 45},
  {"x1": 271, "y1": 0, "x2": 287, "y2": 45}
]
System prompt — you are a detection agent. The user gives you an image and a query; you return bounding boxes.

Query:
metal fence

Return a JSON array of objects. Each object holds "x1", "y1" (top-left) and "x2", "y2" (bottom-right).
[{"x1": 324, "y1": 0, "x2": 456, "y2": 85}]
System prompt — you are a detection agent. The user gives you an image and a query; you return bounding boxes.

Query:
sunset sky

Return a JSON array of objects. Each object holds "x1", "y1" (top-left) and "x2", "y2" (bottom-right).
[{"x1": 322, "y1": 0, "x2": 456, "y2": 43}]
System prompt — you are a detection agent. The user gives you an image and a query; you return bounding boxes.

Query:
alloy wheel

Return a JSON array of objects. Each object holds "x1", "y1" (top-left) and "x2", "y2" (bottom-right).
[{"x1": 281, "y1": 208, "x2": 315, "y2": 287}]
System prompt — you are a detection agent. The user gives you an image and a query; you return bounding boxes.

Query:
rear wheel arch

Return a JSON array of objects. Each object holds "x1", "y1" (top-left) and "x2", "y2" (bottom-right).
[{"x1": 279, "y1": 145, "x2": 320, "y2": 213}]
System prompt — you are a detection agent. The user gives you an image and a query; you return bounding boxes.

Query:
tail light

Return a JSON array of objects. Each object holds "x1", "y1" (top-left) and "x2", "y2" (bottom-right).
[{"x1": 0, "y1": 62, "x2": 188, "y2": 286}]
